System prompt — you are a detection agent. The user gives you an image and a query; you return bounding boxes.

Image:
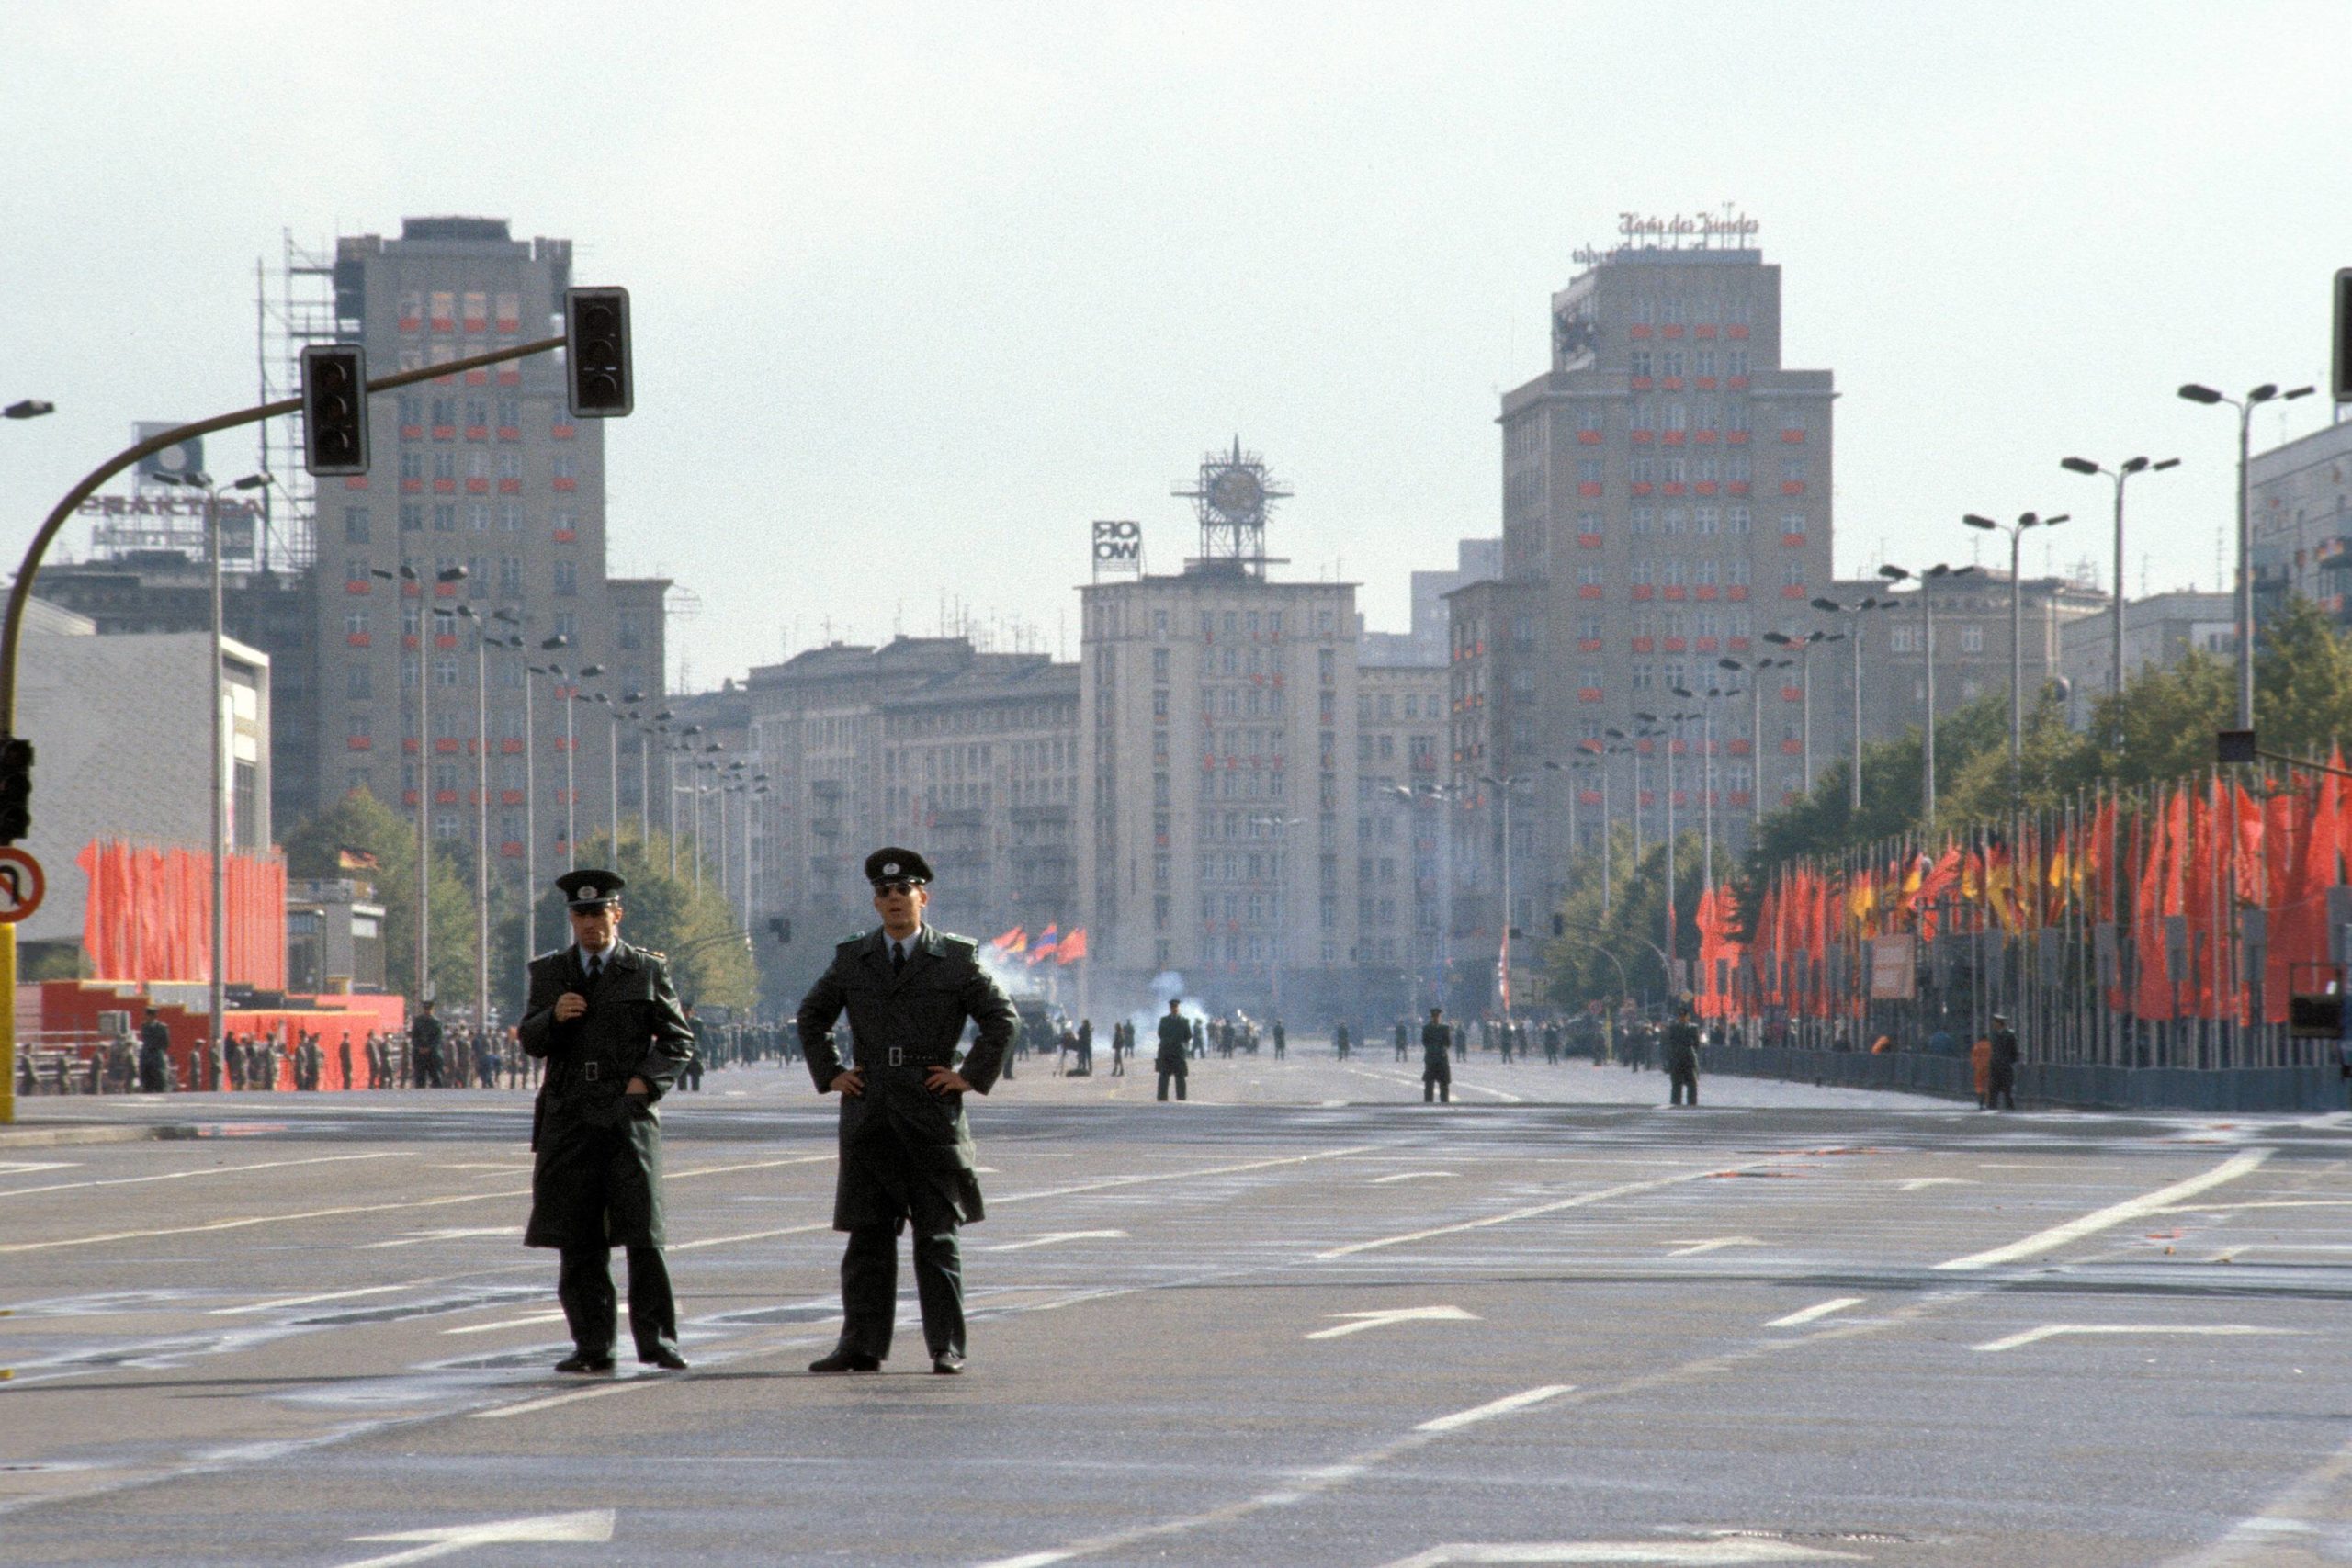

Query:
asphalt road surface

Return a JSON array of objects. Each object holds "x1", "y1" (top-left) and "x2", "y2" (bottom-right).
[{"x1": 6, "y1": 1047, "x2": 2352, "y2": 1567}]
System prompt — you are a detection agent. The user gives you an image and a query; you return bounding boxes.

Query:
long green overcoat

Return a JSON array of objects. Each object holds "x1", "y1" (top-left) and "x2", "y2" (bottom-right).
[
  {"x1": 519, "y1": 941, "x2": 695, "y2": 1249},
  {"x1": 796, "y1": 925, "x2": 1015, "y2": 1232}
]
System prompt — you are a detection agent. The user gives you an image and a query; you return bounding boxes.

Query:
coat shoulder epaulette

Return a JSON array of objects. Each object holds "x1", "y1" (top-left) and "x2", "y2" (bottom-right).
[
  {"x1": 529, "y1": 947, "x2": 570, "y2": 968},
  {"x1": 633, "y1": 945, "x2": 668, "y2": 964},
  {"x1": 836, "y1": 929, "x2": 874, "y2": 955},
  {"x1": 938, "y1": 933, "x2": 979, "y2": 962}
]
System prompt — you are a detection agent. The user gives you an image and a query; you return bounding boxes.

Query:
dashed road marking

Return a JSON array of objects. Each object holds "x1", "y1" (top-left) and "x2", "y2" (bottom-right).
[
  {"x1": 1667, "y1": 1237, "x2": 1760, "y2": 1258},
  {"x1": 359, "y1": 1228, "x2": 520, "y2": 1250},
  {"x1": 1316, "y1": 1161, "x2": 1769, "y2": 1259},
  {"x1": 1306, "y1": 1306, "x2": 1478, "y2": 1340},
  {"x1": 444, "y1": 1311, "x2": 567, "y2": 1337},
  {"x1": 1374, "y1": 1540, "x2": 1866, "y2": 1565},
  {"x1": 1370, "y1": 1171, "x2": 1458, "y2": 1184},
  {"x1": 0, "y1": 1150, "x2": 408, "y2": 1201},
  {"x1": 1766, "y1": 1297, "x2": 1864, "y2": 1328},
  {"x1": 1414, "y1": 1383, "x2": 1573, "y2": 1432},
  {"x1": 984, "y1": 1230, "x2": 1129, "y2": 1253},
  {"x1": 336, "y1": 1506, "x2": 615, "y2": 1567},
  {"x1": 1935, "y1": 1150, "x2": 2272, "y2": 1270},
  {"x1": 1973, "y1": 1324, "x2": 2301, "y2": 1353}
]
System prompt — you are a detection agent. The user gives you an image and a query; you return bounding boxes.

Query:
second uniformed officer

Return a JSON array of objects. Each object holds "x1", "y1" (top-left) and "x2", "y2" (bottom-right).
[
  {"x1": 520, "y1": 870, "x2": 696, "y2": 1373},
  {"x1": 797, "y1": 848, "x2": 1015, "y2": 1375},
  {"x1": 1421, "y1": 1006, "x2": 1453, "y2": 1104}
]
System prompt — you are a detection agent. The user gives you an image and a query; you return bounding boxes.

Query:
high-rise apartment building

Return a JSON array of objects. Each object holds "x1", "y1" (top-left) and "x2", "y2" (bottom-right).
[
  {"x1": 1472, "y1": 222, "x2": 1836, "y2": 991},
  {"x1": 1078, "y1": 443, "x2": 1360, "y2": 1019},
  {"x1": 311, "y1": 218, "x2": 668, "y2": 882}
]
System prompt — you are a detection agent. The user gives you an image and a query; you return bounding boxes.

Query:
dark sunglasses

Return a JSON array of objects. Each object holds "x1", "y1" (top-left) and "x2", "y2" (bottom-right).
[{"x1": 874, "y1": 879, "x2": 922, "y2": 897}]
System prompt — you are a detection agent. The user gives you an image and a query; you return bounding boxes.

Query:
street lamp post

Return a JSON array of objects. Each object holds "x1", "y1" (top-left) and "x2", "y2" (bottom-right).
[
  {"x1": 1807, "y1": 594, "x2": 1903, "y2": 813},
  {"x1": 1634, "y1": 710, "x2": 1698, "y2": 991},
  {"x1": 522, "y1": 639, "x2": 568, "y2": 964},
  {"x1": 1877, "y1": 562, "x2": 1977, "y2": 832},
  {"x1": 1476, "y1": 774, "x2": 1524, "y2": 1017},
  {"x1": 2179, "y1": 380, "x2": 2313, "y2": 728},
  {"x1": 153, "y1": 468, "x2": 266, "y2": 1086},
  {"x1": 1675, "y1": 680, "x2": 1745, "y2": 889},
  {"x1": 1961, "y1": 511, "x2": 2069, "y2": 807},
  {"x1": 1761, "y1": 629, "x2": 1842, "y2": 795},
  {"x1": 560, "y1": 665, "x2": 603, "y2": 867},
  {"x1": 455, "y1": 605, "x2": 492, "y2": 1028},
  {"x1": 371, "y1": 563, "x2": 467, "y2": 1003},
  {"x1": 2059, "y1": 454, "x2": 2181, "y2": 750}
]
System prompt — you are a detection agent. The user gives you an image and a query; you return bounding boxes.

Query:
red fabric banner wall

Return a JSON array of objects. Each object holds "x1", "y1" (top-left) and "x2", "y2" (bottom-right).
[{"x1": 74, "y1": 839, "x2": 287, "y2": 989}]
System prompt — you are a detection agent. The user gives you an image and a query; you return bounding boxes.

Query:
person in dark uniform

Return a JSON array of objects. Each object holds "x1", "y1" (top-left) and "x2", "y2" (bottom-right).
[
  {"x1": 797, "y1": 848, "x2": 1015, "y2": 1376},
  {"x1": 520, "y1": 870, "x2": 696, "y2": 1374},
  {"x1": 1421, "y1": 1007, "x2": 1452, "y2": 1103},
  {"x1": 679, "y1": 1003, "x2": 707, "y2": 1092},
  {"x1": 1665, "y1": 1000, "x2": 1701, "y2": 1108},
  {"x1": 136, "y1": 1007, "x2": 172, "y2": 1093},
  {"x1": 1155, "y1": 998, "x2": 1191, "y2": 1101},
  {"x1": 1394, "y1": 1019, "x2": 1409, "y2": 1062},
  {"x1": 1987, "y1": 1011, "x2": 2020, "y2": 1111},
  {"x1": 410, "y1": 1000, "x2": 445, "y2": 1089}
]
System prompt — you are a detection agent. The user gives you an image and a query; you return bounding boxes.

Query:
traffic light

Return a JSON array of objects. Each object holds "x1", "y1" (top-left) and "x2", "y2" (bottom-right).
[
  {"x1": 300, "y1": 344, "x2": 370, "y2": 476},
  {"x1": 2336, "y1": 269, "x2": 2352, "y2": 404},
  {"x1": 768, "y1": 916, "x2": 793, "y2": 945},
  {"x1": 565, "y1": 287, "x2": 633, "y2": 418},
  {"x1": 0, "y1": 736, "x2": 34, "y2": 844},
  {"x1": 2218, "y1": 728, "x2": 2258, "y2": 764}
]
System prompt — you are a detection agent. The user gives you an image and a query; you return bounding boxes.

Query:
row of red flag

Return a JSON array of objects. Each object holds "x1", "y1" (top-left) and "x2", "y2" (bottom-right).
[
  {"x1": 75, "y1": 839, "x2": 288, "y2": 989},
  {"x1": 1733, "y1": 750, "x2": 2352, "y2": 1024},
  {"x1": 989, "y1": 924, "x2": 1089, "y2": 965}
]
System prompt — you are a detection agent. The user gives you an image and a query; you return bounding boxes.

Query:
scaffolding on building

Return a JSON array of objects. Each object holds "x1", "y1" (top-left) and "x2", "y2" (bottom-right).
[{"x1": 252, "y1": 229, "x2": 345, "y2": 575}]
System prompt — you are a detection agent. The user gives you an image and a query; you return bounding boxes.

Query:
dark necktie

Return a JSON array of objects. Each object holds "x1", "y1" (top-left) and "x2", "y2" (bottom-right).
[
  {"x1": 586, "y1": 954, "x2": 603, "y2": 985},
  {"x1": 890, "y1": 942, "x2": 907, "y2": 976}
]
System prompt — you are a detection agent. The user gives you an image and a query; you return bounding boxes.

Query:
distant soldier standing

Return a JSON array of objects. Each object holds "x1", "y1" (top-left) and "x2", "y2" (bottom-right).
[
  {"x1": 411, "y1": 1000, "x2": 445, "y2": 1089},
  {"x1": 1665, "y1": 1000, "x2": 1702, "y2": 1108},
  {"x1": 1421, "y1": 1007, "x2": 1453, "y2": 1103},
  {"x1": 1155, "y1": 998, "x2": 1191, "y2": 1102},
  {"x1": 136, "y1": 1006, "x2": 171, "y2": 1093},
  {"x1": 1987, "y1": 1011, "x2": 2020, "y2": 1111},
  {"x1": 521, "y1": 870, "x2": 696, "y2": 1373},
  {"x1": 797, "y1": 849, "x2": 1015, "y2": 1375}
]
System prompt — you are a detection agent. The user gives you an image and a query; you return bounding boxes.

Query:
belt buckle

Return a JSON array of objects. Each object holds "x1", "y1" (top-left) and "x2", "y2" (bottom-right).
[
  {"x1": 582, "y1": 1061, "x2": 601, "y2": 1082},
  {"x1": 888, "y1": 1047, "x2": 904, "y2": 1067}
]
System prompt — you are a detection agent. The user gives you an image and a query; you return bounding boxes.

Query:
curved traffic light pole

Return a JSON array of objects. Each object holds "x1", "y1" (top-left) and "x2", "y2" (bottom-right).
[
  {"x1": 0, "y1": 333, "x2": 563, "y2": 1122},
  {"x1": 0, "y1": 333, "x2": 564, "y2": 735}
]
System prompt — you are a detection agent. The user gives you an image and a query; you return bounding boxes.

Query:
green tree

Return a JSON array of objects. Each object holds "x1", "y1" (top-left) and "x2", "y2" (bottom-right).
[
  {"x1": 490, "y1": 825, "x2": 756, "y2": 1020},
  {"x1": 281, "y1": 788, "x2": 476, "y2": 1005}
]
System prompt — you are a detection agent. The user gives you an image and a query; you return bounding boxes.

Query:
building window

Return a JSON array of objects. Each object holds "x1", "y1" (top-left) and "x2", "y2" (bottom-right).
[
  {"x1": 1577, "y1": 457, "x2": 1603, "y2": 485},
  {"x1": 1960, "y1": 624, "x2": 1985, "y2": 653},
  {"x1": 1728, "y1": 504, "x2": 1752, "y2": 535},
  {"x1": 553, "y1": 560, "x2": 579, "y2": 597},
  {"x1": 346, "y1": 665, "x2": 372, "y2": 699},
  {"x1": 468, "y1": 502, "x2": 491, "y2": 532},
  {"x1": 344, "y1": 507, "x2": 370, "y2": 543},
  {"x1": 400, "y1": 502, "x2": 423, "y2": 533},
  {"x1": 434, "y1": 503, "x2": 458, "y2": 533}
]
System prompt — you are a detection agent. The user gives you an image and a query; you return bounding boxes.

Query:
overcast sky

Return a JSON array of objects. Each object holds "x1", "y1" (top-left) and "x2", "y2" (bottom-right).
[{"x1": 6, "y1": 1, "x2": 2350, "y2": 690}]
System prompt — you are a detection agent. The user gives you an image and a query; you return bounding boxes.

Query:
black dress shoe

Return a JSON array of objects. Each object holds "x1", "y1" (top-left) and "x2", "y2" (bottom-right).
[
  {"x1": 640, "y1": 1347, "x2": 690, "y2": 1371},
  {"x1": 931, "y1": 1350, "x2": 966, "y2": 1375},
  {"x1": 808, "y1": 1348, "x2": 881, "y2": 1373},
  {"x1": 554, "y1": 1351, "x2": 616, "y2": 1374}
]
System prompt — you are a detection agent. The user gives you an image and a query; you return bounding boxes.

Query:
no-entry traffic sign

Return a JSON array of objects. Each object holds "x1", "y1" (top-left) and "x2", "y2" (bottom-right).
[{"x1": 0, "y1": 847, "x2": 46, "y2": 923}]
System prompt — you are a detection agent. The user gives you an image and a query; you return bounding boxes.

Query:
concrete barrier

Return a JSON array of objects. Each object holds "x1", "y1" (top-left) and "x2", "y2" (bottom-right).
[{"x1": 1696, "y1": 1045, "x2": 2348, "y2": 1113}]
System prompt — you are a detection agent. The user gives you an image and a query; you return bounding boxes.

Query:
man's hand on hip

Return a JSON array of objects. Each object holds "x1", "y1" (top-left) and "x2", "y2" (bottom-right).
[{"x1": 830, "y1": 1069, "x2": 865, "y2": 1097}]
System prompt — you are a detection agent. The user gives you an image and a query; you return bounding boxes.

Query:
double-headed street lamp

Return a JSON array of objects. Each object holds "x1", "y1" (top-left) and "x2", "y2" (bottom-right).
[
  {"x1": 453, "y1": 604, "x2": 494, "y2": 1026},
  {"x1": 2179, "y1": 379, "x2": 2314, "y2": 728},
  {"x1": 2059, "y1": 454, "x2": 2180, "y2": 750},
  {"x1": 150, "y1": 468, "x2": 266, "y2": 1085},
  {"x1": 1760, "y1": 627, "x2": 1842, "y2": 795},
  {"x1": 1877, "y1": 561, "x2": 1976, "y2": 832},
  {"x1": 1672, "y1": 680, "x2": 1745, "y2": 889},
  {"x1": 4, "y1": 400, "x2": 55, "y2": 421},
  {"x1": 370, "y1": 561, "x2": 467, "y2": 1003},
  {"x1": 518, "y1": 636, "x2": 569, "y2": 958},
  {"x1": 1806, "y1": 594, "x2": 1903, "y2": 812},
  {"x1": 1632, "y1": 707, "x2": 1702, "y2": 988},
  {"x1": 1961, "y1": 510, "x2": 2069, "y2": 807}
]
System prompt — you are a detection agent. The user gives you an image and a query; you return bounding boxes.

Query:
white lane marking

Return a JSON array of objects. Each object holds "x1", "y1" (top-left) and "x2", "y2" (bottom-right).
[
  {"x1": 1374, "y1": 1541, "x2": 1865, "y2": 1565},
  {"x1": 1371, "y1": 1171, "x2": 1458, "y2": 1184},
  {"x1": 444, "y1": 1312, "x2": 568, "y2": 1337},
  {"x1": 358, "y1": 1228, "x2": 520, "y2": 1250},
  {"x1": 211, "y1": 1283, "x2": 417, "y2": 1316},
  {"x1": 0, "y1": 1150, "x2": 408, "y2": 1201},
  {"x1": 1973, "y1": 1324, "x2": 2301, "y2": 1354},
  {"x1": 1415, "y1": 1383, "x2": 1575, "y2": 1433},
  {"x1": 1317, "y1": 1161, "x2": 1766, "y2": 1259},
  {"x1": 0, "y1": 1159, "x2": 76, "y2": 1175},
  {"x1": 1766, "y1": 1297, "x2": 1865, "y2": 1329},
  {"x1": 975, "y1": 1383, "x2": 1578, "y2": 1568},
  {"x1": 670, "y1": 1222, "x2": 831, "y2": 1253},
  {"x1": 1896, "y1": 1177, "x2": 1974, "y2": 1190},
  {"x1": 1666, "y1": 1236, "x2": 1759, "y2": 1258},
  {"x1": 984, "y1": 1230, "x2": 1129, "y2": 1253},
  {"x1": 1306, "y1": 1306, "x2": 1478, "y2": 1340},
  {"x1": 336, "y1": 1506, "x2": 615, "y2": 1568},
  {"x1": 1000, "y1": 1145, "x2": 1377, "y2": 1205},
  {"x1": 468, "y1": 1381, "x2": 648, "y2": 1420},
  {"x1": 0, "y1": 1152, "x2": 816, "y2": 1254},
  {"x1": 1344, "y1": 1066, "x2": 1525, "y2": 1103},
  {"x1": 1934, "y1": 1150, "x2": 2272, "y2": 1271}
]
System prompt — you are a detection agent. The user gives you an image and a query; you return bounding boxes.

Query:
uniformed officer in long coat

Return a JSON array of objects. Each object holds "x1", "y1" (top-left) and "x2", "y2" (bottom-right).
[
  {"x1": 1421, "y1": 1006, "x2": 1453, "y2": 1103},
  {"x1": 519, "y1": 869, "x2": 696, "y2": 1373},
  {"x1": 797, "y1": 848, "x2": 1015, "y2": 1375}
]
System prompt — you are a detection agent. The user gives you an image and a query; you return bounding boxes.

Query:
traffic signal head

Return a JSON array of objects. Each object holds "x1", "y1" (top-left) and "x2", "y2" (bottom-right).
[
  {"x1": 300, "y1": 344, "x2": 371, "y2": 477},
  {"x1": 0, "y1": 736, "x2": 34, "y2": 844},
  {"x1": 565, "y1": 287, "x2": 633, "y2": 418}
]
